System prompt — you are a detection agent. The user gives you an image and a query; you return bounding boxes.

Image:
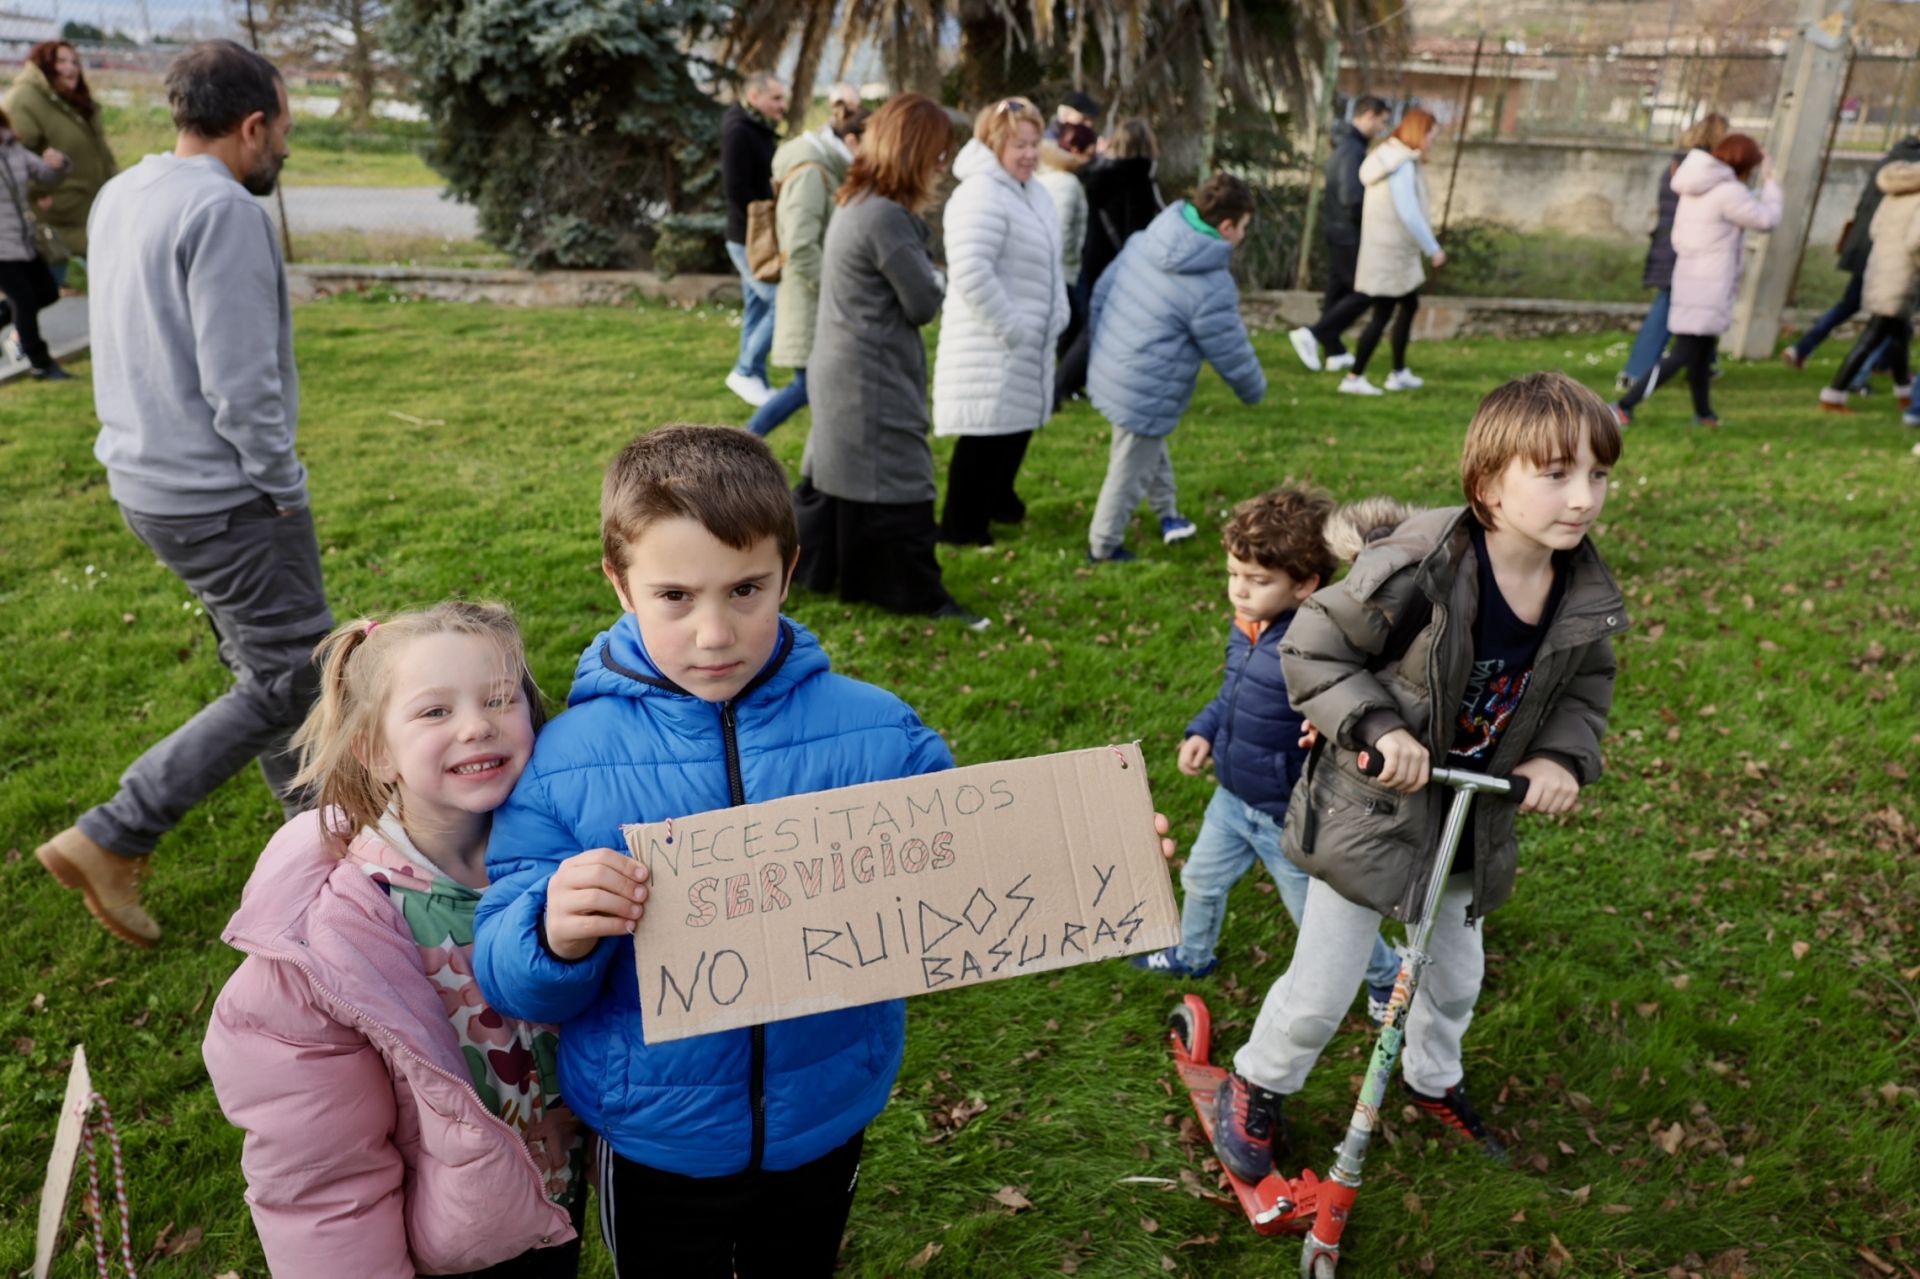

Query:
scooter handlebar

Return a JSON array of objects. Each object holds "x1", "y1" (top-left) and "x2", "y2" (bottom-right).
[{"x1": 1355, "y1": 748, "x2": 1531, "y2": 807}]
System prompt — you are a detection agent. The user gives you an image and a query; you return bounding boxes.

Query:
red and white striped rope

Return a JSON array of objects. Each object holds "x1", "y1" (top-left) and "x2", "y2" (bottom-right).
[{"x1": 79, "y1": 1090, "x2": 137, "y2": 1279}]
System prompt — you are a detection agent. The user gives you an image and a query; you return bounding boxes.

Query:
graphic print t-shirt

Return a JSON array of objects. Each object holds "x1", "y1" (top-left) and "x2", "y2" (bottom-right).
[{"x1": 1444, "y1": 523, "x2": 1567, "y2": 872}]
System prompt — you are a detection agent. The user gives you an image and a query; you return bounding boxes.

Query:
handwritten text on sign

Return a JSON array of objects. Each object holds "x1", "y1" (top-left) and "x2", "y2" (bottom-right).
[{"x1": 624, "y1": 745, "x2": 1177, "y2": 1043}]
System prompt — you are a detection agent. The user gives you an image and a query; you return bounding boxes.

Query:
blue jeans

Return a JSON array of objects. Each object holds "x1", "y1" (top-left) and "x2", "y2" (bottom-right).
[
  {"x1": 725, "y1": 240, "x2": 776, "y2": 382},
  {"x1": 1622, "y1": 288, "x2": 1671, "y2": 383},
  {"x1": 1794, "y1": 270, "x2": 1863, "y2": 360},
  {"x1": 746, "y1": 366, "x2": 808, "y2": 437},
  {"x1": 1178, "y1": 786, "x2": 1400, "y2": 989}
]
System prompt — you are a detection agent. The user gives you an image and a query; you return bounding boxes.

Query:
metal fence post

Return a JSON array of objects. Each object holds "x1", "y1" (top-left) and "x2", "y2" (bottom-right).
[
  {"x1": 243, "y1": 0, "x2": 296, "y2": 264},
  {"x1": 1293, "y1": 37, "x2": 1342, "y2": 292},
  {"x1": 1439, "y1": 34, "x2": 1484, "y2": 238}
]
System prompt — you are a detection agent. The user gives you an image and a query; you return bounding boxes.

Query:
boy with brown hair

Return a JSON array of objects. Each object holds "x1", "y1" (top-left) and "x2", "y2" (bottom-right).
[
  {"x1": 1131, "y1": 487, "x2": 1401, "y2": 1019},
  {"x1": 470, "y1": 425, "x2": 956, "y2": 1274},
  {"x1": 1210, "y1": 372, "x2": 1628, "y2": 1181}
]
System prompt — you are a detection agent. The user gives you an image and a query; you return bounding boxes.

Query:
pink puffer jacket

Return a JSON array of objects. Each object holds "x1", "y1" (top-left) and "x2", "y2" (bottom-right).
[
  {"x1": 203, "y1": 811, "x2": 576, "y2": 1277},
  {"x1": 1667, "y1": 148, "x2": 1782, "y2": 336}
]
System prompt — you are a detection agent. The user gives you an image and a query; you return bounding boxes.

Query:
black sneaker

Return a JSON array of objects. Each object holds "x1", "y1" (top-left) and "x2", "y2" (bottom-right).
[
  {"x1": 1405, "y1": 1080, "x2": 1508, "y2": 1160},
  {"x1": 31, "y1": 363, "x2": 74, "y2": 381},
  {"x1": 1209, "y1": 1071, "x2": 1287, "y2": 1182}
]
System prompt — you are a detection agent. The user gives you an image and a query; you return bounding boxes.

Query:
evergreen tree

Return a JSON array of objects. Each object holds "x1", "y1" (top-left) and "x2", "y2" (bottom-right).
[{"x1": 390, "y1": 0, "x2": 730, "y2": 268}]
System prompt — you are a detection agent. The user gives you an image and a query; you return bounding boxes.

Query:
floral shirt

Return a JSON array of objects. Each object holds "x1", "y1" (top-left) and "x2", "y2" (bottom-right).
[{"x1": 352, "y1": 815, "x2": 583, "y2": 1207}]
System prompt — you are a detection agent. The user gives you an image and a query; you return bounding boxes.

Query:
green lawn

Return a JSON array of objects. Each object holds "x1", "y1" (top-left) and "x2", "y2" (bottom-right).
[
  {"x1": 100, "y1": 103, "x2": 442, "y2": 188},
  {"x1": 2, "y1": 303, "x2": 1916, "y2": 1277}
]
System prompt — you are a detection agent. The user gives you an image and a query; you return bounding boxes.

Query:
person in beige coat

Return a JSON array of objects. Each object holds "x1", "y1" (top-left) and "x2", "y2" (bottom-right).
[
  {"x1": 1288, "y1": 108, "x2": 1445, "y2": 396},
  {"x1": 746, "y1": 99, "x2": 865, "y2": 438},
  {"x1": 1820, "y1": 158, "x2": 1920, "y2": 417}
]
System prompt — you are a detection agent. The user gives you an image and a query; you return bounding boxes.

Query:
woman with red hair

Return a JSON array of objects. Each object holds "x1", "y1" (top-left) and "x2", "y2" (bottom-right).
[
  {"x1": 5, "y1": 41, "x2": 115, "y2": 280},
  {"x1": 1290, "y1": 107, "x2": 1446, "y2": 396},
  {"x1": 1616, "y1": 133, "x2": 1781, "y2": 427},
  {"x1": 796, "y1": 93, "x2": 991, "y2": 629}
]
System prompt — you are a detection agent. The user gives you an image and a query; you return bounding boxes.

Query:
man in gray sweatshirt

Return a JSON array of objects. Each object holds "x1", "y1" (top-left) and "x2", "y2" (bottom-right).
[{"x1": 35, "y1": 40, "x2": 329, "y2": 947}]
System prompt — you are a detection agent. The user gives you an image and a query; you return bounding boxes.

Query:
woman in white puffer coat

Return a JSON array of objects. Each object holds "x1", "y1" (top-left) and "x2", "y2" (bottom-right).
[{"x1": 932, "y1": 97, "x2": 1069, "y2": 547}]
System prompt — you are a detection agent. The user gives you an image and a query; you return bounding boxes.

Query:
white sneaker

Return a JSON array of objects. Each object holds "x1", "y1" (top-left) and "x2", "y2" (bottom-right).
[
  {"x1": 1, "y1": 327, "x2": 20, "y2": 364},
  {"x1": 1326, "y1": 352, "x2": 1356, "y2": 372},
  {"x1": 726, "y1": 371, "x2": 773, "y2": 408},
  {"x1": 1384, "y1": 368, "x2": 1424, "y2": 391},
  {"x1": 1337, "y1": 374, "x2": 1384, "y2": 397},
  {"x1": 1288, "y1": 326, "x2": 1322, "y2": 372}
]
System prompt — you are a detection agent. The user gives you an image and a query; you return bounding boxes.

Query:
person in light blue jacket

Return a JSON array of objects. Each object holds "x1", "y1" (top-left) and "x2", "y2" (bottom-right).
[
  {"x1": 1084, "y1": 174, "x2": 1267, "y2": 563},
  {"x1": 472, "y1": 427, "x2": 953, "y2": 1277}
]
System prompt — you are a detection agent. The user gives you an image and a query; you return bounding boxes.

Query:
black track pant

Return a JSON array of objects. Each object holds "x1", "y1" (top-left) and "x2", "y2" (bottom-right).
[
  {"x1": 599, "y1": 1131, "x2": 864, "y2": 1279},
  {"x1": 1315, "y1": 240, "x2": 1360, "y2": 355},
  {"x1": 1620, "y1": 332, "x2": 1717, "y2": 419},
  {"x1": 0, "y1": 257, "x2": 59, "y2": 369},
  {"x1": 1830, "y1": 314, "x2": 1913, "y2": 393},
  {"x1": 940, "y1": 430, "x2": 1032, "y2": 545}
]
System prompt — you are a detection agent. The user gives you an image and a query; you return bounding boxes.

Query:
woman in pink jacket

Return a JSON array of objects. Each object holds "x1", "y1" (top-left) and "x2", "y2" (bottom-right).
[
  {"x1": 203, "y1": 602, "x2": 582, "y2": 1277},
  {"x1": 1615, "y1": 133, "x2": 1781, "y2": 427}
]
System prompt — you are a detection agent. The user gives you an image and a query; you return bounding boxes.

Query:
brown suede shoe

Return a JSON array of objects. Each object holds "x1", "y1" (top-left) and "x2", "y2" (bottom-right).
[{"x1": 36, "y1": 827, "x2": 160, "y2": 947}]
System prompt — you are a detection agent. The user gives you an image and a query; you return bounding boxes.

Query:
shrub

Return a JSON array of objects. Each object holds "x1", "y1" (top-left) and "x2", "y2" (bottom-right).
[{"x1": 388, "y1": 0, "x2": 728, "y2": 270}]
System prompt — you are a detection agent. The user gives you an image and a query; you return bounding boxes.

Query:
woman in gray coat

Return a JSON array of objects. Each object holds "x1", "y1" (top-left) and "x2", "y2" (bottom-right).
[{"x1": 795, "y1": 93, "x2": 990, "y2": 631}]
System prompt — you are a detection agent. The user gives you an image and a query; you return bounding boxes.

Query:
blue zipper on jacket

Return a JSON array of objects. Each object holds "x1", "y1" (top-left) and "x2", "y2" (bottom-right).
[
  {"x1": 1214, "y1": 628, "x2": 1255, "y2": 798},
  {"x1": 599, "y1": 622, "x2": 796, "y2": 1175},
  {"x1": 719, "y1": 698, "x2": 768, "y2": 1173}
]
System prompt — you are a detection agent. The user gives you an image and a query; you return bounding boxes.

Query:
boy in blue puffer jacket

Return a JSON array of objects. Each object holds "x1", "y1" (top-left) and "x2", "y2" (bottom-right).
[
  {"x1": 1086, "y1": 172, "x2": 1267, "y2": 563},
  {"x1": 1131, "y1": 488, "x2": 1402, "y2": 1021},
  {"x1": 472, "y1": 426, "x2": 954, "y2": 1277}
]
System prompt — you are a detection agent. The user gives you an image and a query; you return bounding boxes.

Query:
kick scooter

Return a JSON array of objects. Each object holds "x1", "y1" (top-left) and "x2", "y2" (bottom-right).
[{"x1": 1166, "y1": 753, "x2": 1529, "y2": 1277}]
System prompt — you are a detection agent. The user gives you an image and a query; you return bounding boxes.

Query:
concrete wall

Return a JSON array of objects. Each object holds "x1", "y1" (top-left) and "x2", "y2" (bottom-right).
[{"x1": 1423, "y1": 138, "x2": 1879, "y2": 246}]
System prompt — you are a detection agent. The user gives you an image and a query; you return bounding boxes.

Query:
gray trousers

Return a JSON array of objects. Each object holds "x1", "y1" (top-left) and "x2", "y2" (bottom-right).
[
  {"x1": 1232, "y1": 874, "x2": 1483, "y2": 1097},
  {"x1": 79, "y1": 495, "x2": 333, "y2": 858},
  {"x1": 1088, "y1": 426, "x2": 1176, "y2": 556}
]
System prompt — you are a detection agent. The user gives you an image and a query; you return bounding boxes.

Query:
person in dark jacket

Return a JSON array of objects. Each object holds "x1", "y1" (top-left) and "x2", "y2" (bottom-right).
[
  {"x1": 1129, "y1": 488, "x2": 1402, "y2": 1011},
  {"x1": 473, "y1": 426, "x2": 956, "y2": 1278},
  {"x1": 1056, "y1": 117, "x2": 1163, "y2": 404},
  {"x1": 1617, "y1": 113, "x2": 1727, "y2": 388},
  {"x1": 1783, "y1": 132, "x2": 1920, "y2": 374},
  {"x1": 720, "y1": 73, "x2": 787, "y2": 409},
  {"x1": 1044, "y1": 89, "x2": 1101, "y2": 143},
  {"x1": 794, "y1": 93, "x2": 990, "y2": 630},
  {"x1": 1295, "y1": 95, "x2": 1390, "y2": 371}
]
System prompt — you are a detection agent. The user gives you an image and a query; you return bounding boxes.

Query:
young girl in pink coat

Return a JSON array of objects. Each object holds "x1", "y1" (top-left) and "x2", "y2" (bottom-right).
[
  {"x1": 1615, "y1": 133, "x2": 1782, "y2": 427},
  {"x1": 203, "y1": 602, "x2": 583, "y2": 1278}
]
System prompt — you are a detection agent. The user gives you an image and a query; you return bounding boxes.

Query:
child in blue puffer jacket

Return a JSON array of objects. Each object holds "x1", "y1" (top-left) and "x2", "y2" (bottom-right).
[
  {"x1": 1085, "y1": 172, "x2": 1267, "y2": 563},
  {"x1": 471, "y1": 426, "x2": 956, "y2": 1277},
  {"x1": 1131, "y1": 488, "x2": 1402, "y2": 1020}
]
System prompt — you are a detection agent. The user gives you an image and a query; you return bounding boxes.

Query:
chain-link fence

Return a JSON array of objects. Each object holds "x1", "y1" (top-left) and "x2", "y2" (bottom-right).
[
  {"x1": 0, "y1": 0, "x2": 482, "y2": 272},
  {"x1": 1351, "y1": 38, "x2": 1920, "y2": 155}
]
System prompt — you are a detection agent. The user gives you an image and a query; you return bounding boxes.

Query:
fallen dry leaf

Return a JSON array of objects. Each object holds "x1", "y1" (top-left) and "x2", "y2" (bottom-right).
[
  {"x1": 991, "y1": 1186, "x2": 1033, "y2": 1213},
  {"x1": 1140, "y1": 1217, "x2": 1160, "y2": 1234},
  {"x1": 1791, "y1": 940, "x2": 1810, "y2": 961},
  {"x1": 1654, "y1": 1122, "x2": 1686, "y2": 1155},
  {"x1": 907, "y1": 1241, "x2": 942, "y2": 1269}
]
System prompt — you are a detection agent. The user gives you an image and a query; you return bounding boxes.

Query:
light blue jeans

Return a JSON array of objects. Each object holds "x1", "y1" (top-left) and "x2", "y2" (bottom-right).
[
  {"x1": 746, "y1": 366, "x2": 807, "y2": 437},
  {"x1": 1622, "y1": 287, "x2": 1671, "y2": 383},
  {"x1": 725, "y1": 240, "x2": 777, "y2": 382},
  {"x1": 1180, "y1": 785, "x2": 1401, "y2": 989}
]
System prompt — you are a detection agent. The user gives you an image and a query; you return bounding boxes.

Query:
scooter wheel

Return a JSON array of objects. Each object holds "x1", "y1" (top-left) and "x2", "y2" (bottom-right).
[
  {"x1": 1311, "y1": 1254, "x2": 1338, "y2": 1279},
  {"x1": 1167, "y1": 1004, "x2": 1198, "y2": 1054}
]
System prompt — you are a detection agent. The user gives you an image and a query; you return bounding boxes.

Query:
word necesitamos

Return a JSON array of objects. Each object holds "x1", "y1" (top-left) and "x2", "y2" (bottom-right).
[{"x1": 631, "y1": 781, "x2": 1017, "y2": 928}]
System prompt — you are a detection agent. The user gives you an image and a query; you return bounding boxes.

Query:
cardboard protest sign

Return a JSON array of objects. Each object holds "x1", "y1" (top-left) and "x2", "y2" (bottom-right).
[
  {"x1": 33, "y1": 1045, "x2": 91, "y2": 1279},
  {"x1": 624, "y1": 744, "x2": 1177, "y2": 1043}
]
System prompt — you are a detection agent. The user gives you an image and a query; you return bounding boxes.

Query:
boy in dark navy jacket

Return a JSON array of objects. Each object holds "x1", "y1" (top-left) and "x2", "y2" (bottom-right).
[
  {"x1": 1132, "y1": 488, "x2": 1400, "y2": 1014},
  {"x1": 471, "y1": 427, "x2": 955, "y2": 1276}
]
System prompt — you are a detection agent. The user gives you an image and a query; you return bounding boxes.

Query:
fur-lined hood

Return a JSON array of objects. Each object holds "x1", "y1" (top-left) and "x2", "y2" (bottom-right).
[{"x1": 1324, "y1": 496, "x2": 1425, "y2": 565}]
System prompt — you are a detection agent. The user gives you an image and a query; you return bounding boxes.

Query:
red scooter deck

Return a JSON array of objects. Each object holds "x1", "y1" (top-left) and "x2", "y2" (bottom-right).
[{"x1": 1167, "y1": 993, "x2": 1325, "y2": 1237}]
